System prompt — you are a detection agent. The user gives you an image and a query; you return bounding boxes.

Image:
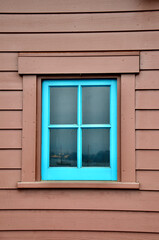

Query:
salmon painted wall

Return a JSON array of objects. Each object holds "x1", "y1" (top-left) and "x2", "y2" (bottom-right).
[{"x1": 0, "y1": 0, "x2": 159, "y2": 239}]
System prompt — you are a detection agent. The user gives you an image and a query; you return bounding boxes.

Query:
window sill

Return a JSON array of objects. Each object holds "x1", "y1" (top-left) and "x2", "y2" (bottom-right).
[{"x1": 17, "y1": 181, "x2": 139, "y2": 189}]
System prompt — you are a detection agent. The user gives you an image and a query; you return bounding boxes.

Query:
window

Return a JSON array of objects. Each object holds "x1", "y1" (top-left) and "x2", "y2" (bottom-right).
[
  {"x1": 17, "y1": 52, "x2": 139, "y2": 189},
  {"x1": 41, "y1": 79, "x2": 117, "y2": 180}
]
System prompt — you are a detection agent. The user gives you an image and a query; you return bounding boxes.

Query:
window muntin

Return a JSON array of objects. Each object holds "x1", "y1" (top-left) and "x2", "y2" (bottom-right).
[{"x1": 41, "y1": 79, "x2": 117, "y2": 180}]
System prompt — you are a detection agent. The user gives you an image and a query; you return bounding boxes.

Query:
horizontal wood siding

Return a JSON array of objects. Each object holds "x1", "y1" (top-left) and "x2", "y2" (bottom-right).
[
  {"x1": 136, "y1": 150, "x2": 159, "y2": 170},
  {"x1": 1, "y1": 1, "x2": 159, "y2": 238},
  {"x1": 0, "y1": 150, "x2": 21, "y2": 169},
  {"x1": 136, "y1": 71, "x2": 159, "y2": 90},
  {"x1": 0, "y1": 189, "x2": 159, "y2": 211},
  {"x1": 1, "y1": 231, "x2": 159, "y2": 240},
  {"x1": 0, "y1": 111, "x2": 22, "y2": 129},
  {"x1": 135, "y1": 50, "x2": 159, "y2": 185},
  {"x1": 0, "y1": 170, "x2": 21, "y2": 188},
  {"x1": 1, "y1": 210, "x2": 159, "y2": 232},
  {"x1": 136, "y1": 91, "x2": 159, "y2": 109},
  {"x1": 140, "y1": 51, "x2": 159, "y2": 70},
  {"x1": 1, "y1": 12, "x2": 159, "y2": 33},
  {"x1": 0, "y1": 53, "x2": 18, "y2": 71},
  {"x1": 137, "y1": 171, "x2": 159, "y2": 190},
  {"x1": 0, "y1": 91, "x2": 22, "y2": 110},
  {"x1": 0, "y1": 130, "x2": 21, "y2": 149},
  {"x1": 0, "y1": 0, "x2": 159, "y2": 13},
  {"x1": 136, "y1": 130, "x2": 159, "y2": 149},
  {"x1": 0, "y1": 72, "x2": 22, "y2": 90},
  {"x1": 136, "y1": 110, "x2": 159, "y2": 129},
  {"x1": 1, "y1": 32, "x2": 159, "y2": 52}
]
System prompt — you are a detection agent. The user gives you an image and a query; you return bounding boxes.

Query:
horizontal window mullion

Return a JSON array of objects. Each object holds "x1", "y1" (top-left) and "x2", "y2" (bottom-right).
[
  {"x1": 48, "y1": 124, "x2": 78, "y2": 129},
  {"x1": 81, "y1": 124, "x2": 111, "y2": 129}
]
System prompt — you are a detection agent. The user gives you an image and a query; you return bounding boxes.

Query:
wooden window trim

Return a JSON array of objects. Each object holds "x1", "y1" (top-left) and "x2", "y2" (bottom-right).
[{"x1": 17, "y1": 51, "x2": 139, "y2": 189}]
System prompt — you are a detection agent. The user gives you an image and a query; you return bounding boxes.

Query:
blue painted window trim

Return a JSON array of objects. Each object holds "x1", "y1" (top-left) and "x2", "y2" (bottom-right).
[{"x1": 41, "y1": 79, "x2": 117, "y2": 181}]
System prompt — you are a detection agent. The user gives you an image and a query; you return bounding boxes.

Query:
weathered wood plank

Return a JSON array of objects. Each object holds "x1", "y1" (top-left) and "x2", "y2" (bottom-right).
[
  {"x1": 0, "y1": 0, "x2": 159, "y2": 13},
  {"x1": 136, "y1": 130, "x2": 159, "y2": 149},
  {"x1": 1, "y1": 12, "x2": 159, "y2": 32},
  {"x1": 136, "y1": 110, "x2": 159, "y2": 129},
  {"x1": 136, "y1": 150, "x2": 159, "y2": 170},
  {"x1": 137, "y1": 171, "x2": 159, "y2": 190},
  {"x1": 0, "y1": 91, "x2": 22, "y2": 110},
  {"x1": 0, "y1": 231, "x2": 159, "y2": 240},
  {"x1": 140, "y1": 51, "x2": 159, "y2": 70},
  {"x1": 0, "y1": 210, "x2": 159, "y2": 232},
  {"x1": 136, "y1": 91, "x2": 159, "y2": 109},
  {"x1": 0, "y1": 72, "x2": 22, "y2": 90},
  {"x1": 0, "y1": 111, "x2": 22, "y2": 129},
  {"x1": 18, "y1": 56, "x2": 139, "y2": 74},
  {"x1": 0, "y1": 189, "x2": 159, "y2": 211},
  {"x1": 0, "y1": 53, "x2": 17, "y2": 71},
  {"x1": 1, "y1": 32, "x2": 159, "y2": 52},
  {"x1": 0, "y1": 150, "x2": 21, "y2": 169},
  {"x1": 0, "y1": 170, "x2": 21, "y2": 188},
  {"x1": 0, "y1": 130, "x2": 21, "y2": 149},
  {"x1": 136, "y1": 71, "x2": 159, "y2": 89}
]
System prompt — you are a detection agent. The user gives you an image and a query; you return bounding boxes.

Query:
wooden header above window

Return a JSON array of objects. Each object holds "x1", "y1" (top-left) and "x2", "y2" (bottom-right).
[{"x1": 18, "y1": 51, "x2": 140, "y2": 74}]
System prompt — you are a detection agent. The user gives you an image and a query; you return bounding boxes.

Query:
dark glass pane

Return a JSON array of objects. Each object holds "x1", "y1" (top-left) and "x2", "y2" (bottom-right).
[
  {"x1": 82, "y1": 129, "x2": 110, "y2": 167},
  {"x1": 50, "y1": 129, "x2": 77, "y2": 167},
  {"x1": 82, "y1": 86, "x2": 110, "y2": 124},
  {"x1": 50, "y1": 87, "x2": 77, "y2": 124}
]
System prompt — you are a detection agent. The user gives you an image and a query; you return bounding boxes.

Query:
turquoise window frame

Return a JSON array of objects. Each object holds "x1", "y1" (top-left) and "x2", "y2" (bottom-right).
[{"x1": 41, "y1": 79, "x2": 117, "y2": 181}]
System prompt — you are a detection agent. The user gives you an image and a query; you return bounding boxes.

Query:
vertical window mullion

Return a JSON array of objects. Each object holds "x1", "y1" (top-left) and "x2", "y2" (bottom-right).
[{"x1": 77, "y1": 85, "x2": 82, "y2": 168}]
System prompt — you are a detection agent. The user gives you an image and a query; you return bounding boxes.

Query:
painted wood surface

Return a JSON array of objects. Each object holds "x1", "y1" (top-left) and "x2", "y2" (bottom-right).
[
  {"x1": 1, "y1": 32, "x2": 159, "y2": 52},
  {"x1": 136, "y1": 130, "x2": 159, "y2": 149},
  {"x1": 0, "y1": 91, "x2": 22, "y2": 110},
  {"x1": 136, "y1": 110, "x2": 159, "y2": 129},
  {"x1": 18, "y1": 55, "x2": 139, "y2": 74},
  {"x1": 0, "y1": 189, "x2": 159, "y2": 211},
  {"x1": 0, "y1": 53, "x2": 18, "y2": 71},
  {"x1": 22, "y1": 75, "x2": 36, "y2": 182},
  {"x1": 1, "y1": 0, "x2": 159, "y2": 237},
  {"x1": 0, "y1": 0, "x2": 159, "y2": 13},
  {"x1": 0, "y1": 210, "x2": 159, "y2": 232},
  {"x1": 0, "y1": 72, "x2": 22, "y2": 90},
  {"x1": 137, "y1": 171, "x2": 159, "y2": 190},
  {"x1": 136, "y1": 71, "x2": 159, "y2": 89},
  {"x1": 0, "y1": 170, "x2": 21, "y2": 188},
  {"x1": 1, "y1": 12, "x2": 159, "y2": 32},
  {"x1": 140, "y1": 51, "x2": 159, "y2": 70},
  {"x1": 0, "y1": 231, "x2": 159, "y2": 240},
  {"x1": 17, "y1": 182, "x2": 139, "y2": 189},
  {"x1": 0, "y1": 111, "x2": 22, "y2": 129},
  {"x1": 136, "y1": 150, "x2": 159, "y2": 170},
  {"x1": 0, "y1": 150, "x2": 21, "y2": 169},
  {"x1": 136, "y1": 91, "x2": 159, "y2": 109},
  {"x1": 121, "y1": 75, "x2": 135, "y2": 182},
  {"x1": 0, "y1": 130, "x2": 21, "y2": 149}
]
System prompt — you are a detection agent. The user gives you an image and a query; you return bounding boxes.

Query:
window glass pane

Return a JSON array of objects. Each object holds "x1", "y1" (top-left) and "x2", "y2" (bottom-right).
[
  {"x1": 50, "y1": 129, "x2": 77, "y2": 167},
  {"x1": 50, "y1": 87, "x2": 77, "y2": 124},
  {"x1": 82, "y1": 86, "x2": 110, "y2": 124},
  {"x1": 82, "y1": 129, "x2": 110, "y2": 167}
]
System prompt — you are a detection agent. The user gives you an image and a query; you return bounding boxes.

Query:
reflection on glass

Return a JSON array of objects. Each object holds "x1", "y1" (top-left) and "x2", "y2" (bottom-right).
[
  {"x1": 82, "y1": 129, "x2": 110, "y2": 167},
  {"x1": 82, "y1": 86, "x2": 110, "y2": 124},
  {"x1": 50, "y1": 129, "x2": 77, "y2": 167},
  {"x1": 50, "y1": 87, "x2": 77, "y2": 124}
]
